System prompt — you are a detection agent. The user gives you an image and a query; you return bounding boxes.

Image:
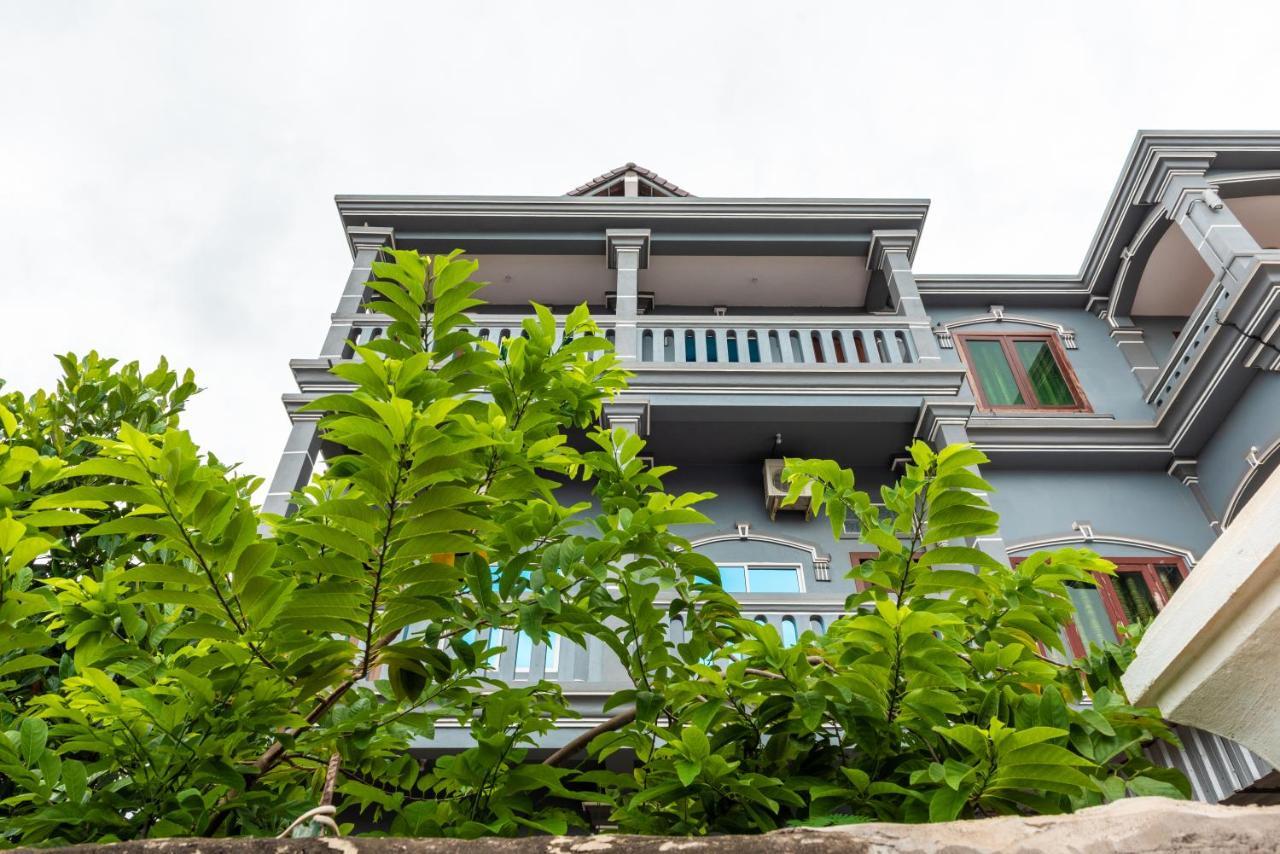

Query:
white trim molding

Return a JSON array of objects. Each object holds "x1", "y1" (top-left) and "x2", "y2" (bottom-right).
[
  {"x1": 1005, "y1": 532, "x2": 1197, "y2": 569},
  {"x1": 1224, "y1": 437, "x2": 1280, "y2": 526},
  {"x1": 688, "y1": 531, "x2": 834, "y2": 582},
  {"x1": 934, "y1": 305, "x2": 1078, "y2": 349}
]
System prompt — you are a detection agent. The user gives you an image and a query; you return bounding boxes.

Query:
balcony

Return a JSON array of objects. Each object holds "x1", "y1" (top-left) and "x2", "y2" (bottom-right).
[
  {"x1": 288, "y1": 311, "x2": 968, "y2": 446},
  {"x1": 402, "y1": 599, "x2": 850, "y2": 751},
  {"x1": 341, "y1": 314, "x2": 921, "y2": 366},
  {"x1": 1138, "y1": 252, "x2": 1280, "y2": 453},
  {"x1": 634, "y1": 317, "x2": 917, "y2": 366}
]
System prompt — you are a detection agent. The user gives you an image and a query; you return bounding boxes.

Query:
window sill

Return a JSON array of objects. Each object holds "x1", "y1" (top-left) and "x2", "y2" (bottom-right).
[{"x1": 968, "y1": 412, "x2": 1117, "y2": 425}]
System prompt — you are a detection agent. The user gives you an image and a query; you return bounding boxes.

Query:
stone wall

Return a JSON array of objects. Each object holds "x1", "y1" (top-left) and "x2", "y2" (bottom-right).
[{"x1": 28, "y1": 797, "x2": 1280, "y2": 854}]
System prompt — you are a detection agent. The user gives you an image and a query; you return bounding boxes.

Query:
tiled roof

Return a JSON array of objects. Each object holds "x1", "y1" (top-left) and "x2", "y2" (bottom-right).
[{"x1": 565, "y1": 162, "x2": 692, "y2": 197}]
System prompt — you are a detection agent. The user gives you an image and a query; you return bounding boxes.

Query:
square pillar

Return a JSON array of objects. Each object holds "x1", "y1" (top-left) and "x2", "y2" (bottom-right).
[
  {"x1": 320, "y1": 226, "x2": 395, "y2": 358},
  {"x1": 1107, "y1": 315, "x2": 1163, "y2": 392},
  {"x1": 606, "y1": 230, "x2": 650, "y2": 363},
  {"x1": 867, "y1": 230, "x2": 940, "y2": 362},
  {"x1": 1139, "y1": 153, "x2": 1262, "y2": 294},
  {"x1": 1168, "y1": 458, "x2": 1223, "y2": 536},
  {"x1": 263, "y1": 419, "x2": 322, "y2": 517},
  {"x1": 915, "y1": 400, "x2": 1009, "y2": 566},
  {"x1": 602, "y1": 400, "x2": 650, "y2": 438}
]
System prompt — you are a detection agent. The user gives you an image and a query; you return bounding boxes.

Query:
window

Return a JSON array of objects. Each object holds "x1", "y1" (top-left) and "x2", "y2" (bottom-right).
[
  {"x1": 512, "y1": 630, "x2": 532, "y2": 674},
  {"x1": 487, "y1": 564, "x2": 562, "y2": 676},
  {"x1": 1059, "y1": 558, "x2": 1188, "y2": 657},
  {"x1": 544, "y1": 633, "x2": 561, "y2": 673},
  {"x1": 956, "y1": 333, "x2": 1088, "y2": 412},
  {"x1": 780, "y1": 617, "x2": 799, "y2": 647},
  {"x1": 716, "y1": 563, "x2": 803, "y2": 593},
  {"x1": 840, "y1": 504, "x2": 887, "y2": 539},
  {"x1": 510, "y1": 630, "x2": 561, "y2": 675}
]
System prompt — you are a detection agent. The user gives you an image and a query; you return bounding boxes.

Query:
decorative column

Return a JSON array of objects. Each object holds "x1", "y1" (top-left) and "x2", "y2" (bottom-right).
[
  {"x1": 265, "y1": 226, "x2": 394, "y2": 517},
  {"x1": 605, "y1": 229, "x2": 650, "y2": 363},
  {"x1": 320, "y1": 226, "x2": 396, "y2": 358},
  {"x1": 1140, "y1": 153, "x2": 1262, "y2": 294},
  {"x1": 263, "y1": 418, "x2": 322, "y2": 517},
  {"x1": 601, "y1": 400, "x2": 650, "y2": 438},
  {"x1": 866, "y1": 230, "x2": 941, "y2": 362},
  {"x1": 915, "y1": 400, "x2": 1010, "y2": 566},
  {"x1": 1104, "y1": 310, "x2": 1163, "y2": 393},
  {"x1": 1167, "y1": 458, "x2": 1224, "y2": 536}
]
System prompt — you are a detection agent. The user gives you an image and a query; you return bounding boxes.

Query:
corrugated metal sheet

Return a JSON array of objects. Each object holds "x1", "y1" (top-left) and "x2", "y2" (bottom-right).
[{"x1": 1147, "y1": 724, "x2": 1274, "y2": 803}]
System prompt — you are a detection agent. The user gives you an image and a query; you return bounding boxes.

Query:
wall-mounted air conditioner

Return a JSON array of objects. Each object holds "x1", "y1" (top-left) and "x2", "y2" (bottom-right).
[{"x1": 763, "y1": 459, "x2": 811, "y2": 520}]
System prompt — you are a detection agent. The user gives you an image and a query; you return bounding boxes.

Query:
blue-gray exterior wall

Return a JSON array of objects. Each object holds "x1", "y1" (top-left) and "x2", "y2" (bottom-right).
[
  {"x1": 984, "y1": 469, "x2": 1214, "y2": 557},
  {"x1": 1195, "y1": 371, "x2": 1280, "y2": 520}
]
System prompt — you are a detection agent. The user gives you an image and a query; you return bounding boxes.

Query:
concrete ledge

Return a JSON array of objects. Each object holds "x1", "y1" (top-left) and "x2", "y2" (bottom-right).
[
  {"x1": 1122, "y1": 464, "x2": 1280, "y2": 768},
  {"x1": 25, "y1": 798, "x2": 1280, "y2": 854}
]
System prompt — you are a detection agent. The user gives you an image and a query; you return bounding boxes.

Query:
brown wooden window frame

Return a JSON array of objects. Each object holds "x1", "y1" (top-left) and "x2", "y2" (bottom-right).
[
  {"x1": 849, "y1": 551, "x2": 875, "y2": 592},
  {"x1": 954, "y1": 331, "x2": 1091, "y2": 414},
  {"x1": 1012, "y1": 556, "x2": 1190, "y2": 659}
]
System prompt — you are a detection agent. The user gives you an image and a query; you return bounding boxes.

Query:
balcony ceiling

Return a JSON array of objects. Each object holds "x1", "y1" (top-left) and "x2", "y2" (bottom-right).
[
  {"x1": 645, "y1": 255, "x2": 869, "y2": 308},
  {"x1": 1132, "y1": 194, "x2": 1280, "y2": 318},
  {"x1": 644, "y1": 408, "x2": 915, "y2": 467},
  {"x1": 468, "y1": 254, "x2": 871, "y2": 310},
  {"x1": 1132, "y1": 226, "x2": 1213, "y2": 317}
]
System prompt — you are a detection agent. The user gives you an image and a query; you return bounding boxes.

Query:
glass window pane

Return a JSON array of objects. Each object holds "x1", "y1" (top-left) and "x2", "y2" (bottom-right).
[
  {"x1": 513, "y1": 631, "x2": 532, "y2": 673},
  {"x1": 1113, "y1": 572, "x2": 1158, "y2": 624},
  {"x1": 747, "y1": 335, "x2": 761, "y2": 363},
  {"x1": 967, "y1": 340, "x2": 1024, "y2": 406},
  {"x1": 718, "y1": 565, "x2": 747, "y2": 593},
  {"x1": 1066, "y1": 581, "x2": 1118, "y2": 649},
  {"x1": 544, "y1": 634, "x2": 561, "y2": 673},
  {"x1": 1155, "y1": 564, "x2": 1183, "y2": 600},
  {"x1": 726, "y1": 334, "x2": 739, "y2": 363},
  {"x1": 780, "y1": 618, "x2": 798, "y2": 647},
  {"x1": 748, "y1": 567, "x2": 801, "y2": 593},
  {"x1": 1014, "y1": 340, "x2": 1076, "y2": 406}
]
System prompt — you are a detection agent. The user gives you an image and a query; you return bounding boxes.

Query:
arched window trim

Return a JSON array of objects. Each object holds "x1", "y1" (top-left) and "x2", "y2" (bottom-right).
[
  {"x1": 687, "y1": 531, "x2": 832, "y2": 581},
  {"x1": 1223, "y1": 436, "x2": 1280, "y2": 526},
  {"x1": 1006, "y1": 533, "x2": 1197, "y2": 569},
  {"x1": 935, "y1": 306, "x2": 1078, "y2": 350}
]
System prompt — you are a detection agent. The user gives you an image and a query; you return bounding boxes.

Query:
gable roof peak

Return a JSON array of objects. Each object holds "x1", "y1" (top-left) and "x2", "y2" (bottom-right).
[{"x1": 566, "y1": 163, "x2": 692, "y2": 197}]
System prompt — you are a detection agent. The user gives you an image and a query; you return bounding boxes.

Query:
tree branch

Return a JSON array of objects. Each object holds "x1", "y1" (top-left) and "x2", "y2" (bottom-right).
[{"x1": 542, "y1": 708, "x2": 637, "y2": 768}]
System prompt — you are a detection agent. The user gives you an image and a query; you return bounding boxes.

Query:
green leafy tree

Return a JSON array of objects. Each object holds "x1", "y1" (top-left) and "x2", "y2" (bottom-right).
[
  {"x1": 0, "y1": 250, "x2": 732, "y2": 843},
  {"x1": 0, "y1": 249, "x2": 1184, "y2": 846},
  {"x1": 587, "y1": 450, "x2": 1186, "y2": 830}
]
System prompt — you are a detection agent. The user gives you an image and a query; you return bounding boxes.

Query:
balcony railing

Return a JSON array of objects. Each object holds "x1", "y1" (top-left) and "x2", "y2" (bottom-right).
[
  {"x1": 341, "y1": 314, "x2": 921, "y2": 366},
  {"x1": 477, "y1": 603, "x2": 848, "y2": 688},
  {"x1": 635, "y1": 317, "x2": 917, "y2": 365}
]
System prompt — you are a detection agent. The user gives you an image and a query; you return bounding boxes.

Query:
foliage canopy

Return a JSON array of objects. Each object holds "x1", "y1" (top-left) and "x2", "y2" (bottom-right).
[{"x1": 0, "y1": 251, "x2": 1184, "y2": 845}]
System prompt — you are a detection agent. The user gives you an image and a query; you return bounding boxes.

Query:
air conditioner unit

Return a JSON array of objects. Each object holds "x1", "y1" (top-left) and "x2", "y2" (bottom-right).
[{"x1": 763, "y1": 459, "x2": 811, "y2": 520}]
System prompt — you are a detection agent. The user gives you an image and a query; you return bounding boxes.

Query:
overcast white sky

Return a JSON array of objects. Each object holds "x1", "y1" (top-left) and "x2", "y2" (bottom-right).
[{"x1": 3, "y1": 1, "x2": 1279, "y2": 487}]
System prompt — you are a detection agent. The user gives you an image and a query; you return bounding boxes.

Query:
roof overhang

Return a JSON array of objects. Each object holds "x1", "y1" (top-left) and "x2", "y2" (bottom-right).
[
  {"x1": 335, "y1": 195, "x2": 930, "y2": 259},
  {"x1": 918, "y1": 131, "x2": 1280, "y2": 308}
]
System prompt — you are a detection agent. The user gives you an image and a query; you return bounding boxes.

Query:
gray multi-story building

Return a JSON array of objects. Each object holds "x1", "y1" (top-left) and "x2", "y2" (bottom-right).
[{"x1": 269, "y1": 132, "x2": 1280, "y2": 803}]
